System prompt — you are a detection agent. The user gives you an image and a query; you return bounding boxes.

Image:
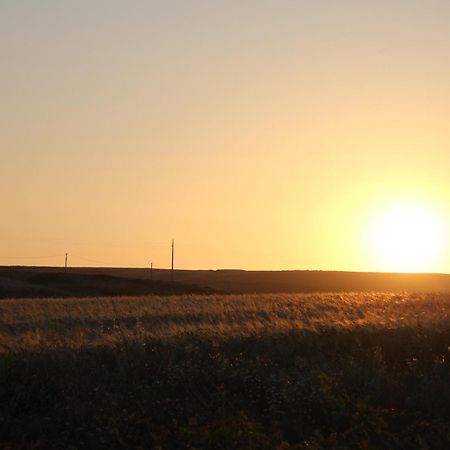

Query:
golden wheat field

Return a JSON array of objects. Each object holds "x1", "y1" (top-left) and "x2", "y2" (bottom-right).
[
  {"x1": 2, "y1": 292, "x2": 450, "y2": 449},
  {"x1": 2, "y1": 292, "x2": 449, "y2": 353}
]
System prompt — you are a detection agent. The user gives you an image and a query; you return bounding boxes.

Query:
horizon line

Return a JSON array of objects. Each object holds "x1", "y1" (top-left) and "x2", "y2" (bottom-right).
[{"x1": 1, "y1": 264, "x2": 449, "y2": 277}]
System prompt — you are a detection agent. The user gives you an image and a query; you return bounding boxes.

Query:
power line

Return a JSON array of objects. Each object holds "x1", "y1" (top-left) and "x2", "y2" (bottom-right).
[
  {"x1": 171, "y1": 239, "x2": 174, "y2": 282},
  {"x1": 69, "y1": 254, "x2": 114, "y2": 266},
  {"x1": 0, "y1": 241, "x2": 180, "y2": 271},
  {"x1": 0, "y1": 254, "x2": 62, "y2": 260}
]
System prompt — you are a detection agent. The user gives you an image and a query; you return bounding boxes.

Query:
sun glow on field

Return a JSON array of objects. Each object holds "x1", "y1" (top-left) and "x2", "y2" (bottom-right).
[{"x1": 370, "y1": 202, "x2": 444, "y2": 273}]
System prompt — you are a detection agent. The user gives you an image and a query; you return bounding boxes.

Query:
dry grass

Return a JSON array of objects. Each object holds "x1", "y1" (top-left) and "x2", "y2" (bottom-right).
[
  {"x1": 2, "y1": 292, "x2": 449, "y2": 353},
  {"x1": 1, "y1": 292, "x2": 450, "y2": 449}
]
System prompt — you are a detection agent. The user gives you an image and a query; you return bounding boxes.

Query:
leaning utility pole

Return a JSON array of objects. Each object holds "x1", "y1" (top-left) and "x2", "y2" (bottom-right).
[
  {"x1": 171, "y1": 239, "x2": 174, "y2": 282},
  {"x1": 64, "y1": 253, "x2": 68, "y2": 271}
]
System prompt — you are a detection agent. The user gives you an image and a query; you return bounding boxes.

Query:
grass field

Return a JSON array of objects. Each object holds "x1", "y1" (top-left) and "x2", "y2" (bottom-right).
[
  {"x1": 2, "y1": 292, "x2": 450, "y2": 448},
  {"x1": 4, "y1": 266, "x2": 450, "y2": 295}
]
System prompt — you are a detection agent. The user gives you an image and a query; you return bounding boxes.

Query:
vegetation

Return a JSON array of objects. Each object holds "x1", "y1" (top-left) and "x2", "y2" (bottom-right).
[
  {"x1": 0, "y1": 270, "x2": 214, "y2": 299},
  {"x1": 3, "y1": 266, "x2": 450, "y2": 295},
  {"x1": 1, "y1": 292, "x2": 450, "y2": 448}
]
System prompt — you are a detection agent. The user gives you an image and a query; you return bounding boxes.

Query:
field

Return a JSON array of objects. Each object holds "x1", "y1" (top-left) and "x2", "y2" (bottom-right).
[
  {"x1": 2, "y1": 292, "x2": 450, "y2": 448},
  {"x1": 3, "y1": 267, "x2": 450, "y2": 296}
]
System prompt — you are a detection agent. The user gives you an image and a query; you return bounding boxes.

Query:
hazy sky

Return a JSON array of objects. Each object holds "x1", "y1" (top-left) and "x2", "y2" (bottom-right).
[{"x1": 2, "y1": 1, "x2": 450, "y2": 272}]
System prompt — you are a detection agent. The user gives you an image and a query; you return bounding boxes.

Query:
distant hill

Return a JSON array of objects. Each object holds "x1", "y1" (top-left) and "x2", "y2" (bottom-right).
[
  {"x1": 0, "y1": 269, "x2": 215, "y2": 299},
  {"x1": 2, "y1": 266, "x2": 450, "y2": 296}
]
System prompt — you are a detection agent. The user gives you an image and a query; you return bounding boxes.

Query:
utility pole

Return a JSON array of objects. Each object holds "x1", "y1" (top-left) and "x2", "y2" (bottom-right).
[
  {"x1": 64, "y1": 253, "x2": 68, "y2": 271},
  {"x1": 171, "y1": 239, "x2": 174, "y2": 282},
  {"x1": 150, "y1": 262, "x2": 153, "y2": 281}
]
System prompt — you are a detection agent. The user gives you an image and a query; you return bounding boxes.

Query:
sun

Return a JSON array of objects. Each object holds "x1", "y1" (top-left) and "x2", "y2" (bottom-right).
[{"x1": 370, "y1": 202, "x2": 444, "y2": 273}]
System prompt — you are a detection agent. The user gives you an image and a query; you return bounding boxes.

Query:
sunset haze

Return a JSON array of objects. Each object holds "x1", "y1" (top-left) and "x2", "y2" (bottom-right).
[{"x1": 2, "y1": 1, "x2": 450, "y2": 272}]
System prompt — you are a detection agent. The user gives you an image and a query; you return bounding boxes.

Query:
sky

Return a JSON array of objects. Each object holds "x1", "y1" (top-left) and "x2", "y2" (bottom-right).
[{"x1": 1, "y1": 1, "x2": 450, "y2": 272}]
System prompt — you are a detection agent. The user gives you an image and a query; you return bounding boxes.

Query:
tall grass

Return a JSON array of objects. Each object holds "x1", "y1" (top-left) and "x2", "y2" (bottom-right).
[{"x1": 1, "y1": 293, "x2": 450, "y2": 448}]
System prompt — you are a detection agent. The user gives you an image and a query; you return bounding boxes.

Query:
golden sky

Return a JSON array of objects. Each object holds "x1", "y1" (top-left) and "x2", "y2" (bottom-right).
[{"x1": 1, "y1": 1, "x2": 450, "y2": 272}]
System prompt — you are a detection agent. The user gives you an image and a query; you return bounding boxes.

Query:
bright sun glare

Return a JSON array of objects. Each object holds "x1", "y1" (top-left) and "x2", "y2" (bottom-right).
[{"x1": 371, "y1": 202, "x2": 444, "y2": 273}]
